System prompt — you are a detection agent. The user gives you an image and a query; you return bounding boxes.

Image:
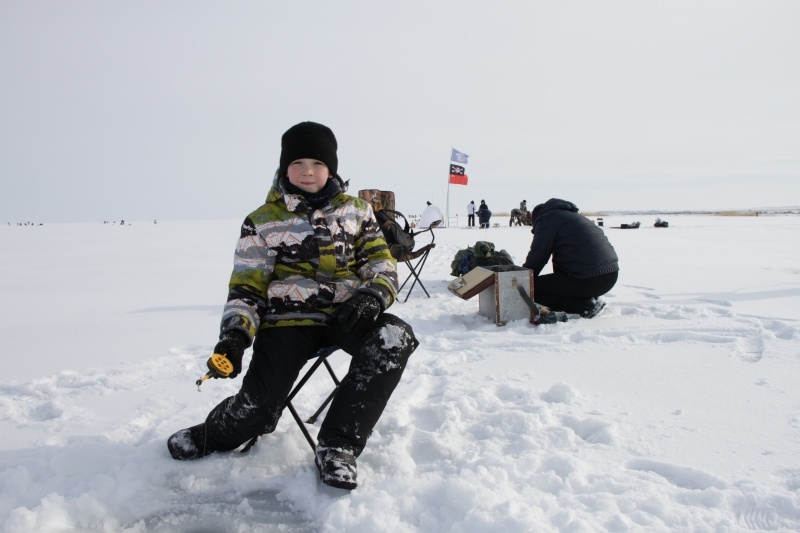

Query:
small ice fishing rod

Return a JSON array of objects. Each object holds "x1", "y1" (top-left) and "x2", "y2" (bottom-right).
[{"x1": 195, "y1": 353, "x2": 234, "y2": 391}]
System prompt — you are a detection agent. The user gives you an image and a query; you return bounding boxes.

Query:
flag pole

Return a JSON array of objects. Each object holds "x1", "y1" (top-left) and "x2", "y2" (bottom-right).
[{"x1": 446, "y1": 152, "x2": 451, "y2": 228}]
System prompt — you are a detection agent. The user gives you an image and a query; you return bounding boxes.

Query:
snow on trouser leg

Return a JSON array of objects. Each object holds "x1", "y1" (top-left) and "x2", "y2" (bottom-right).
[
  {"x1": 199, "y1": 328, "x2": 322, "y2": 454},
  {"x1": 202, "y1": 392, "x2": 284, "y2": 453},
  {"x1": 319, "y1": 314, "x2": 419, "y2": 456}
]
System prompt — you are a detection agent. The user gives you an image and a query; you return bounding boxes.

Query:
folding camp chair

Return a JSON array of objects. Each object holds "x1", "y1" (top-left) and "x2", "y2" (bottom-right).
[
  {"x1": 395, "y1": 216, "x2": 439, "y2": 302},
  {"x1": 357, "y1": 189, "x2": 438, "y2": 302},
  {"x1": 284, "y1": 345, "x2": 341, "y2": 453}
]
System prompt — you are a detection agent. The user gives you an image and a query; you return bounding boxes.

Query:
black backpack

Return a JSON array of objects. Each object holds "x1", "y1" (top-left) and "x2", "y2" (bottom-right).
[{"x1": 375, "y1": 209, "x2": 415, "y2": 259}]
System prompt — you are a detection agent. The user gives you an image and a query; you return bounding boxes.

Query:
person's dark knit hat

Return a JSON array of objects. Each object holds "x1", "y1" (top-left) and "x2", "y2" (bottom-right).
[{"x1": 279, "y1": 121, "x2": 338, "y2": 176}]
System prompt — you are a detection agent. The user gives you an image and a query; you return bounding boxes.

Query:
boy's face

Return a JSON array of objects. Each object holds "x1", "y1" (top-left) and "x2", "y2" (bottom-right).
[{"x1": 287, "y1": 158, "x2": 330, "y2": 193}]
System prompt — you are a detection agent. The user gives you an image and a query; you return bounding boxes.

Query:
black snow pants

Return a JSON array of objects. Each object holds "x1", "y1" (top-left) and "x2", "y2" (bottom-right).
[
  {"x1": 534, "y1": 271, "x2": 618, "y2": 314},
  {"x1": 203, "y1": 313, "x2": 418, "y2": 457}
]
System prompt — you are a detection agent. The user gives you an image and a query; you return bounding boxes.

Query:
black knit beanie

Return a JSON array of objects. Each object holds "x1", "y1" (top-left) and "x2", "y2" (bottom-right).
[{"x1": 279, "y1": 121, "x2": 338, "y2": 176}]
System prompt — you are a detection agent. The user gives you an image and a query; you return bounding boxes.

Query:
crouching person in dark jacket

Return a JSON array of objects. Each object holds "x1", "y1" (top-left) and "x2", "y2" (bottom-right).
[
  {"x1": 167, "y1": 122, "x2": 419, "y2": 490},
  {"x1": 523, "y1": 198, "x2": 618, "y2": 318}
]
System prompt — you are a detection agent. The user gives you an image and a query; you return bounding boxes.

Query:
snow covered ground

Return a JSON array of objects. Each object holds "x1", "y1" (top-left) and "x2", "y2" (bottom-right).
[{"x1": 1, "y1": 213, "x2": 799, "y2": 532}]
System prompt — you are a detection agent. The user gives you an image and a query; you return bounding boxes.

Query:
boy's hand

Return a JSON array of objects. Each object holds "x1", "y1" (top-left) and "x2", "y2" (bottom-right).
[
  {"x1": 334, "y1": 293, "x2": 382, "y2": 336},
  {"x1": 212, "y1": 330, "x2": 249, "y2": 378}
]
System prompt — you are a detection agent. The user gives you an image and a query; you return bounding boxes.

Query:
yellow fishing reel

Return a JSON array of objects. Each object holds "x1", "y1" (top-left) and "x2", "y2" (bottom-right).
[{"x1": 195, "y1": 353, "x2": 234, "y2": 390}]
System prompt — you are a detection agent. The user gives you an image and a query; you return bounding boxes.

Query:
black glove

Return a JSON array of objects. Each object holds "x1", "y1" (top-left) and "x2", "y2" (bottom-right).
[
  {"x1": 334, "y1": 293, "x2": 383, "y2": 336},
  {"x1": 212, "y1": 330, "x2": 250, "y2": 378}
]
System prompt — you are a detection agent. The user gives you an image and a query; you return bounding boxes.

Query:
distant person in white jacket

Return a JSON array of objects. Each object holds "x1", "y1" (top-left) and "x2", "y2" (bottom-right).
[
  {"x1": 419, "y1": 201, "x2": 443, "y2": 229},
  {"x1": 467, "y1": 200, "x2": 476, "y2": 227}
]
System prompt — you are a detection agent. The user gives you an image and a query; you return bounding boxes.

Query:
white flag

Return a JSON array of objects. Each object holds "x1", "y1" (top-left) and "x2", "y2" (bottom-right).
[{"x1": 450, "y1": 148, "x2": 469, "y2": 164}]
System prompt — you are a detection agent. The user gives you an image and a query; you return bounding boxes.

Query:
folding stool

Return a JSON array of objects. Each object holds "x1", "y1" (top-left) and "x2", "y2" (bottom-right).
[{"x1": 284, "y1": 345, "x2": 341, "y2": 453}]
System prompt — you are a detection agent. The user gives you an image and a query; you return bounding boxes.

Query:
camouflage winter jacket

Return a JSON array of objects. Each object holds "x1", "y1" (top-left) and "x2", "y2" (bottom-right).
[{"x1": 220, "y1": 177, "x2": 397, "y2": 339}]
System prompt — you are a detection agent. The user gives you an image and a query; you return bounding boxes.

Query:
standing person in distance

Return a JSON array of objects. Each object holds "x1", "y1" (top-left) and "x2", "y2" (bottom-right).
[
  {"x1": 519, "y1": 200, "x2": 529, "y2": 224},
  {"x1": 167, "y1": 121, "x2": 419, "y2": 490},
  {"x1": 467, "y1": 200, "x2": 476, "y2": 227},
  {"x1": 477, "y1": 199, "x2": 492, "y2": 228},
  {"x1": 523, "y1": 198, "x2": 618, "y2": 318}
]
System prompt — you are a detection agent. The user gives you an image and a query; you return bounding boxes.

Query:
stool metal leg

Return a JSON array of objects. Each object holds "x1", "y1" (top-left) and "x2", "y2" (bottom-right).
[{"x1": 284, "y1": 346, "x2": 341, "y2": 453}]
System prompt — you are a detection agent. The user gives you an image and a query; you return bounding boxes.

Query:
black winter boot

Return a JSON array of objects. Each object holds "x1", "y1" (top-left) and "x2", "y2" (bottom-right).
[
  {"x1": 581, "y1": 298, "x2": 607, "y2": 319},
  {"x1": 315, "y1": 446, "x2": 358, "y2": 490},
  {"x1": 167, "y1": 423, "x2": 214, "y2": 460}
]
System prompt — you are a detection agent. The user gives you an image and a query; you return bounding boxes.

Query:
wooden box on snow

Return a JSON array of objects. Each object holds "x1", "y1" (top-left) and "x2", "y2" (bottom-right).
[{"x1": 448, "y1": 265, "x2": 535, "y2": 325}]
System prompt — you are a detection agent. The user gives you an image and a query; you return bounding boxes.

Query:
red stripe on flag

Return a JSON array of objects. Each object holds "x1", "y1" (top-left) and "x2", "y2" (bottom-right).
[{"x1": 449, "y1": 174, "x2": 468, "y2": 185}]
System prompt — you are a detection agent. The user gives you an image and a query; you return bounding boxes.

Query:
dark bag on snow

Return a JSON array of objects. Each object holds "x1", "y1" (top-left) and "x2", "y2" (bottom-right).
[
  {"x1": 375, "y1": 209, "x2": 415, "y2": 259},
  {"x1": 450, "y1": 241, "x2": 515, "y2": 276},
  {"x1": 471, "y1": 250, "x2": 514, "y2": 269},
  {"x1": 450, "y1": 248, "x2": 475, "y2": 276},
  {"x1": 469, "y1": 240, "x2": 514, "y2": 269}
]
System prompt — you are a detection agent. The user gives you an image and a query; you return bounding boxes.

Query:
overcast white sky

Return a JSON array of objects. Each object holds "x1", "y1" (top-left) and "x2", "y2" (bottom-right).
[{"x1": 2, "y1": 1, "x2": 799, "y2": 223}]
